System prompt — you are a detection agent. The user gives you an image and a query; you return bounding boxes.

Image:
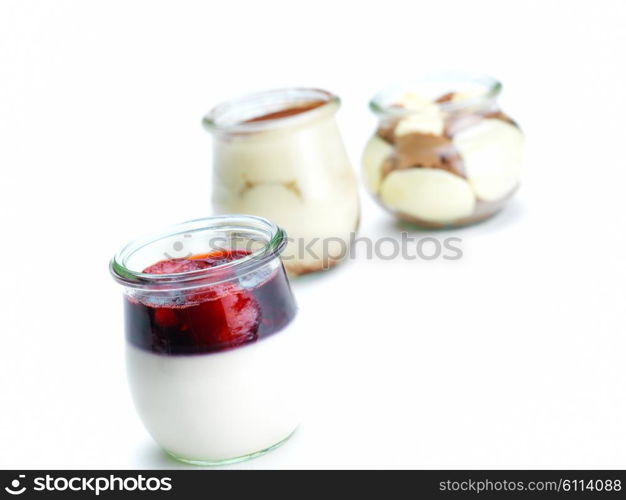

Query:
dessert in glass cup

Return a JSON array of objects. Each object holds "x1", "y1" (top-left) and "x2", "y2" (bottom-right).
[
  {"x1": 204, "y1": 88, "x2": 360, "y2": 275},
  {"x1": 110, "y1": 215, "x2": 299, "y2": 465},
  {"x1": 362, "y1": 72, "x2": 524, "y2": 227}
]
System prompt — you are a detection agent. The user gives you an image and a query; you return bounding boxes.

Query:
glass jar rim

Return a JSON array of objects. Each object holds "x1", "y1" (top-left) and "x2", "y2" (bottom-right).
[
  {"x1": 202, "y1": 87, "x2": 340, "y2": 135},
  {"x1": 369, "y1": 71, "x2": 502, "y2": 116},
  {"x1": 110, "y1": 215, "x2": 287, "y2": 289}
]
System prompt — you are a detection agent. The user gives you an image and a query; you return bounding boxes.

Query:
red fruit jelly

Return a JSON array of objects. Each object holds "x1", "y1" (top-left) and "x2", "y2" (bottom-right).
[{"x1": 124, "y1": 250, "x2": 297, "y2": 355}]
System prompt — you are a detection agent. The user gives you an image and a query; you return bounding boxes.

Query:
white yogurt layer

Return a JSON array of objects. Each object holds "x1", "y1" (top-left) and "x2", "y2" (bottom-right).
[{"x1": 126, "y1": 327, "x2": 300, "y2": 463}]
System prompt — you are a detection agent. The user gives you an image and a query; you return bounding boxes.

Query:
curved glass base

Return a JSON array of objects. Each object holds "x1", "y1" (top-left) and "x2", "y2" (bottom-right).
[
  {"x1": 395, "y1": 207, "x2": 503, "y2": 230},
  {"x1": 165, "y1": 429, "x2": 296, "y2": 466},
  {"x1": 379, "y1": 185, "x2": 518, "y2": 231}
]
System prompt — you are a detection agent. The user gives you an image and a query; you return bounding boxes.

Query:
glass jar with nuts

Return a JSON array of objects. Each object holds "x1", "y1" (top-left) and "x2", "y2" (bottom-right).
[{"x1": 362, "y1": 72, "x2": 523, "y2": 228}]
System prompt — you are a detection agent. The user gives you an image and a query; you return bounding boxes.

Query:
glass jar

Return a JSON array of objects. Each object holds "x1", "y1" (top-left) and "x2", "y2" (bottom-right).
[
  {"x1": 362, "y1": 72, "x2": 524, "y2": 227},
  {"x1": 203, "y1": 88, "x2": 360, "y2": 275},
  {"x1": 109, "y1": 215, "x2": 299, "y2": 465}
]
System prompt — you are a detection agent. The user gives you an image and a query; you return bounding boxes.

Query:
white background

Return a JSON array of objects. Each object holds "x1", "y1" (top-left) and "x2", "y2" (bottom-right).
[{"x1": 1, "y1": 0, "x2": 625, "y2": 469}]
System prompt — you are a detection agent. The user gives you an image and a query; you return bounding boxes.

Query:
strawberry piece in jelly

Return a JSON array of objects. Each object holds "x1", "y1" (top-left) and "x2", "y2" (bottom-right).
[
  {"x1": 153, "y1": 307, "x2": 179, "y2": 328},
  {"x1": 125, "y1": 250, "x2": 267, "y2": 354},
  {"x1": 183, "y1": 287, "x2": 260, "y2": 350}
]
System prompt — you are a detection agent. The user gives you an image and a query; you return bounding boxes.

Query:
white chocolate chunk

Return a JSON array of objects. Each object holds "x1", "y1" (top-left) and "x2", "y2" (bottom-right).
[
  {"x1": 393, "y1": 92, "x2": 445, "y2": 137},
  {"x1": 362, "y1": 135, "x2": 393, "y2": 193},
  {"x1": 453, "y1": 119, "x2": 523, "y2": 201},
  {"x1": 395, "y1": 111, "x2": 445, "y2": 137},
  {"x1": 379, "y1": 168, "x2": 476, "y2": 223}
]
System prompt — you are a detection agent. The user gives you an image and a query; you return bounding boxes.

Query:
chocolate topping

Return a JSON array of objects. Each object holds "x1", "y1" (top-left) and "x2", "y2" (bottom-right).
[
  {"x1": 244, "y1": 100, "x2": 326, "y2": 123},
  {"x1": 380, "y1": 132, "x2": 466, "y2": 178},
  {"x1": 395, "y1": 133, "x2": 453, "y2": 169},
  {"x1": 435, "y1": 92, "x2": 456, "y2": 103},
  {"x1": 483, "y1": 110, "x2": 518, "y2": 127}
]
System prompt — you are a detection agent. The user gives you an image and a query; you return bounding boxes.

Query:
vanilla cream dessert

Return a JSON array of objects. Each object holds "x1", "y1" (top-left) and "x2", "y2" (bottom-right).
[
  {"x1": 110, "y1": 216, "x2": 301, "y2": 465},
  {"x1": 127, "y1": 326, "x2": 299, "y2": 463},
  {"x1": 205, "y1": 89, "x2": 360, "y2": 275},
  {"x1": 120, "y1": 251, "x2": 300, "y2": 464},
  {"x1": 363, "y1": 76, "x2": 524, "y2": 227}
]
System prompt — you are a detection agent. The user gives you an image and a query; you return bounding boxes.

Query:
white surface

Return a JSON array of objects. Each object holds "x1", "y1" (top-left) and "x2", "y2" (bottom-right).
[{"x1": 1, "y1": 0, "x2": 625, "y2": 469}]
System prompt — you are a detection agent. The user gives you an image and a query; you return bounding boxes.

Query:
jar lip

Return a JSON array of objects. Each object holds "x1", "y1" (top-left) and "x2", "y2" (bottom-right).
[
  {"x1": 109, "y1": 215, "x2": 287, "y2": 289},
  {"x1": 202, "y1": 87, "x2": 340, "y2": 135},
  {"x1": 369, "y1": 71, "x2": 502, "y2": 116}
]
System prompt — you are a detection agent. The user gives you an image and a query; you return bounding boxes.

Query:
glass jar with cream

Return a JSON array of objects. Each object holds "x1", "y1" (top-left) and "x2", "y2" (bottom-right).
[{"x1": 204, "y1": 88, "x2": 360, "y2": 275}]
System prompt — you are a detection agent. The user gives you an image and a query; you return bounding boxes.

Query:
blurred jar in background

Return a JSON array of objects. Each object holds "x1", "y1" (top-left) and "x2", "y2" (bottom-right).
[
  {"x1": 204, "y1": 88, "x2": 360, "y2": 276},
  {"x1": 362, "y1": 72, "x2": 523, "y2": 228}
]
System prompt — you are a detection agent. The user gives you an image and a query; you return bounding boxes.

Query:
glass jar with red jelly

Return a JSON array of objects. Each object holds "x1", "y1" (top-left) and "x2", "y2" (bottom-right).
[{"x1": 110, "y1": 215, "x2": 299, "y2": 465}]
